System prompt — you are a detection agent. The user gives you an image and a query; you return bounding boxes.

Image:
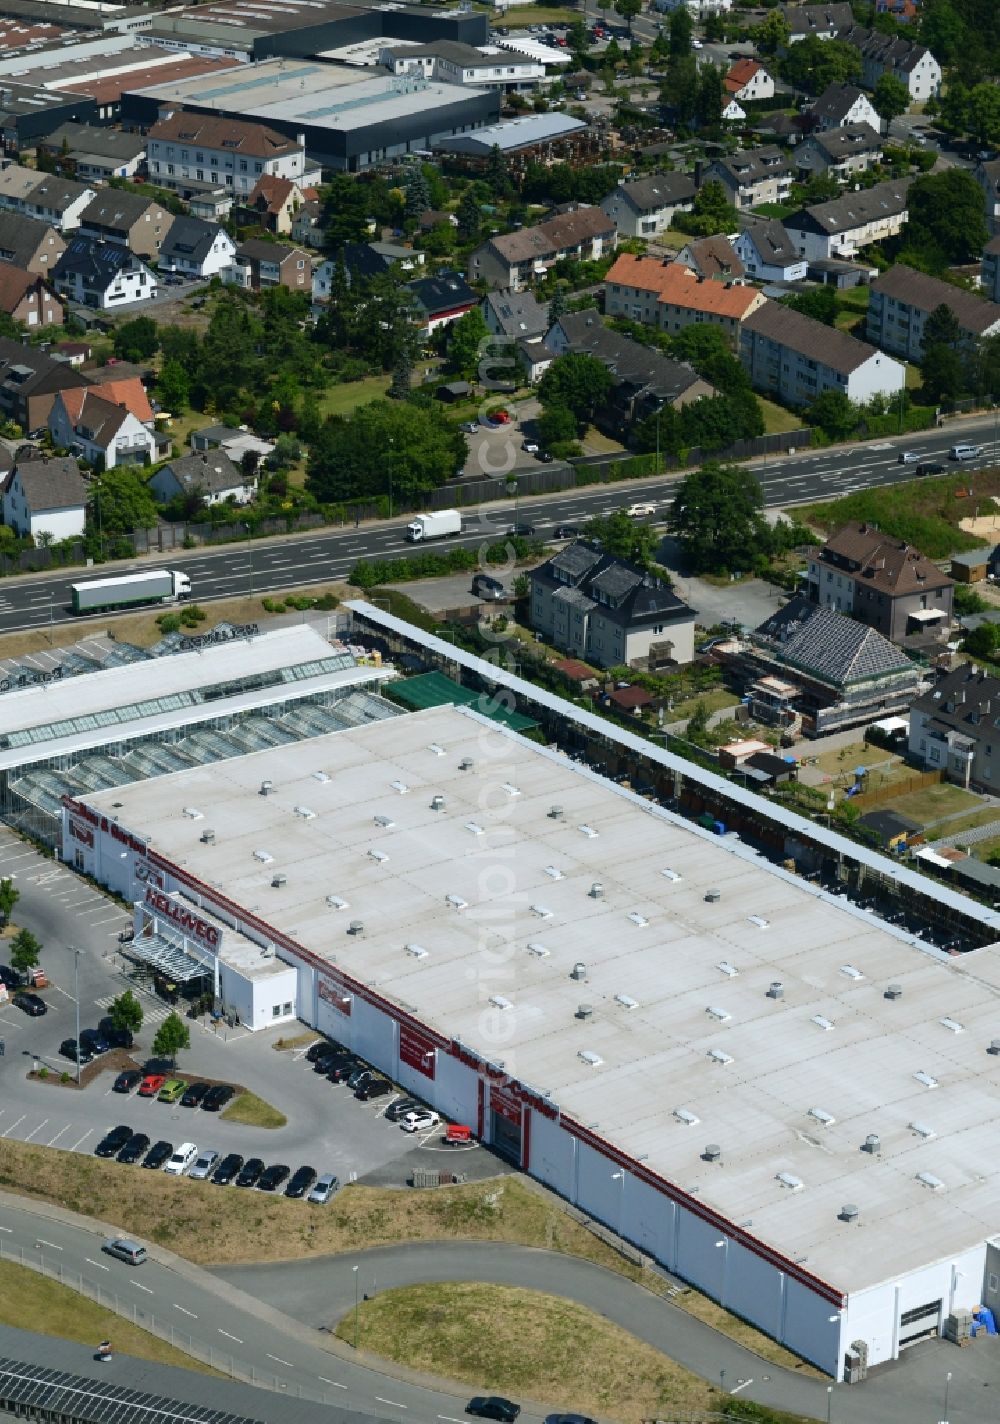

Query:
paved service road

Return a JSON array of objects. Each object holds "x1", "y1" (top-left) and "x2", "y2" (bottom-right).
[{"x1": 0, "y1": 418, "x2": 997, "y2": 636}]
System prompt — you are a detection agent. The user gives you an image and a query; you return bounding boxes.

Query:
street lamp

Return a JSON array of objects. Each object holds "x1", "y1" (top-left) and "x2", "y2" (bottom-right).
[
  {"x1": 507, "y1": 476, "x2": 519, "y2": 533},
  {"x1": 70, "y1": 946, "x2": 81, "y2": 1085},
  {"x1": 352, "y1": 1264, "x2": 360, "y2": 1350}
]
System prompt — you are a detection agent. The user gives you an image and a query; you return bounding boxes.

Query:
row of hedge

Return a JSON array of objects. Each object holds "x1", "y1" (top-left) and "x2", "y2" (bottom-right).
[{"x1": 349, "y1": 535, "x2": 539, "y2": 589}]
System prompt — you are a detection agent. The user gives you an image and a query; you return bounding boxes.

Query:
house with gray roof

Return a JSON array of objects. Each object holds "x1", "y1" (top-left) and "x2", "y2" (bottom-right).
[
  {"x1": 148, "y1": 450, "x2": 255, "y2": 508},
  {"x1": 159, "y1": 216, "x2": 235, "y2": 279},
  {"x1": 1, "y1": 453, "x2": 86, "y2": 543},
  {"x1": 837, "y1": 24, "x2": 941, "y2": 102},
  {"x1": 807, "y1": 82, "x2": 881, "y2": 134},
  {"x1": 37, "y1": 123, "x2": 146, "y2": 182},
  {"x1": 481, "y1": 288, "x2": 549, "y2": 343},
  {"x1": 794, "y1": 123, "x2": 883, "y2": 181},
  {"x1": 529, "y1": 541, "x2": 696, "y2": 670},
  {"x1": 0, "y1": 211, "x2": 65, "y2": 276},
  {"x1": 740, "y1": 300, "x2": 905, "y2": 407},
  {"x1": 908, "y1": 663, "x2": 1000, "y2": 794},
  {"x1": 705, "y1": 146, "x2": 794, "y2": 211},
  {"x1": 781, "y1": 2, "x2": 853, "y2": 41},
  {"x1": 782, "y1": 177, "x2": 911, "y2": 261},
  {"x1": 867, "y1": 264, "x2": 1000, "y2": 361},
  {"x1": 733, "y1": 217, "x2": 807, "y2": 284},
  {"x1": 599, "y1": 173, "x2": 696, "y2": 238}
]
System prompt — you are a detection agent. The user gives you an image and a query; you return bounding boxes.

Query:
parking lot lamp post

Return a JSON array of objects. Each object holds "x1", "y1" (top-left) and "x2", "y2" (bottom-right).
[
  {"x1": 943, "y1": 1370, "x2": 952, "y2": 1423},
  {"x1": 507, "y1": 477, "x2": 519, "y2": 532},
  {"x1": 353, "y1": 1264, "x2": 359, "y2": 1349},
  {"x1": 71, "y1": 946, "x2": 81, "y2": 1085}
]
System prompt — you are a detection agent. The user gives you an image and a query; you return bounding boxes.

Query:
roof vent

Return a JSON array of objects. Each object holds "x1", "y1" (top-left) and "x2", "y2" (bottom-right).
[
  {"x1": 182, "y1": 806, "x2": 203, "y2": 820},
  {"x1": 465, "y1": 821, "x2": 484, "y2": 836},
  {"x1": 406, "y1": 943, "x2": 428, "y2": 959},
  {"x1": 200, "y1": 830, "x2": 216, "y2": 845},
  {"x1": 914, "y1": 1070, "x2": 938, "y2": 1088},
  {"x1": 747, "y1": 915, "x2": 769, "y2": 929},
  {"x1": 808, "y1": 1108, "x2": 835, "y2": 1128},
  {"x1": 348, "y1": 920, "x2": 364, "y2": 936},
  {"x1": 491, "y1": 995, "x2": 513, "y2": 1010},
  {"x1": 544, "y1": 866, "x2": 563, "y2": 880},
  {"x1": 717, "y1": 961, "x2": 738, "y2": 978},
  {"x1": 839, "y1": 1203, "x2": 860, "y2": 1224},
  {"x1": 627, "y1": 911, "x2": 649, "y2": 927},
  {"x1": 271, "y1": 873, "x2": 287, "y2": 888},
  {"x1": 703, "y1": 1143, "x2": 722, "y2": 1163},
  {"x1": 674, "y1": 1108, "x2": 700, "y2": 1127},
  {"x1": 917, "y1": 1171, "x2": 944, "y2": 1191},
  {"x1": 530, "y1": 903, "x2": 552, "y2": 919},
  {"x1": 989, "y1": 1040, "x2": 1000, "y2": 1056},
  {"x1": 708, "y1": 1048, "x2": 733, "y2": 1065},
  {"x1": 313, "y1": 770, "x2": 330, "y2": 783},
  {"x1": 430, "y1": 795, "x2": 445, "y2": 811},
  {"x1": 767, "y1": 982, "x2": 784, "y2": 1000},
  {"x1": 446, "y1": 893, "x2": 468, "y2": 910},
  {"x1": 706, "y1": 1005, "x2": 731, "y2": 1022},
  {"x1": 253, "y1": 849, "x2": 273, "y2": 864},
  {"x1": 940, "y1": 1017, "x2": 964, "y2": 1034},
  {"x1": 549, "y1": 805, "x2": 564, "y2": 820},
  {"x1": 294, "y1": 806, "x2": 315, "y2": 820},
  {"x1": 884, "y1": 984, "x2": 902, "y2": 1000},
  {"x1": 909, "y1": 1121, "x2": 936, "y2": 1139},
  {"x1": 578, "y1": 1049, "x2": 603, "y2": 1067},
  {"x1": 260, "y1": 780, "x2": 273, "y2": 796},
  {"x1": 459, "y1": 758, "x2": 474, "y2": 771},
  {"x1": 326, "y1": 895, "x2": 348, "y2": 910},
  {"x1": 368, "y1": 849, "x2": 388, "y2": 864},
  {"x1": 661, "y1": 868, "x2": 682, "y2": 883},
  {"x1": 776, "y1": 1172, "x2": 803, "y2": 1192},
  {"x1": 527, "y1": 942, "x2": 549, "y2": 958},
  {"x1": 428, "y1": 743, "x2": 446, "y2": 757},
  {"x1": 862, "y1": 1133, "x2": 880, "y2": 1154},
  {"x1": 615, "y1": 993, "x2": 638, "y2": 1010},
  {"x1": 571, "y1": 961, "x2": 587, "y2": 980},
  {"x1": 589, "y1": 881, "x2": 604, "y2": 899},
  {"x1": 705, "y1": 888, "x2": 721, "y2": 902},
  {"x1": 576, "y1": 1003, "x2": 593, "y2": 1020},
  {"x1": 578, "y1": 824, "x2": 598, "y2": 838},
  {"x1": 501, "y1": 783, "x2": 521, "y2": 798},
  {"x1": 840, "y1": 965, "x2": 863, "y2": 981},
  {"x1": 812, "y1": 1014, "x2": 834, "y2": 1031},
  {"x1": 390, "y1": 780, "x2": 409, "y2": 795}
]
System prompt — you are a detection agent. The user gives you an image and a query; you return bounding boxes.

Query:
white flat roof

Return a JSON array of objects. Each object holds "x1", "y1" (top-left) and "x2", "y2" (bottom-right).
[{"x1": 86, "y1": 703, "x2": 1000, "y2": 1296}]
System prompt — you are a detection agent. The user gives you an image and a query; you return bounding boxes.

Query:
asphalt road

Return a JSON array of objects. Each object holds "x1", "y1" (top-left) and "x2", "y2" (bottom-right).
[{"x1": 3, "y1": 418, "x2": 998, "y2": 637}]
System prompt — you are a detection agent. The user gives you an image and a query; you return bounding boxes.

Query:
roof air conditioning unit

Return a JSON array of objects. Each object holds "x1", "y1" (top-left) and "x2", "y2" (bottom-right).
[
  {"x1": 884, "y1": 984, "x2": 902, "y2": 1000},
  {"x1": 576, "y1": 1003, "x2": 593, "y2": 1020},
  {"x1": 271, "y1": 873, "x2": 287, "y2": 888},
  {"x1": 430, "y1": 795, "x2": 445, "y2": 811},
  {"x1": 705, "y1": 888, "x2": 721, "y2": 902},
  {"x1": 549, "y1": 805, "x2": 564, "y2": 819},
  {"x1": 839, "y1": 1203, "x2": 859, "y2": 1224},
  {"x1": 862, "y1": 1133, "x2": 880, "y2": 1154},
  {"x1": 570, "y1": 961, "x2": 586, "y2": 980},
  {"x1": 348, "y1": 920, "x2": 364, "y2": 936},
  {"x1": 200, "y1": 830, "x2": 215, "y2": 845},
  {"x1": 459, "y1": 758, "x2": 474, "y2": 771},
  {"x1": 989, "y1": 1040, "x2": 1000, "y2": 1056},
  {"x1": 589, "y1": 881, "x2": 604, "y2": 899},
  {"x1": 767, "y1": 981, "x2": 784, "y2": 999},
  {"x1": 260, "y1": 780, "x2": 273, "y2": 796},
  {"x1": 703, "y1": 1144, "x2": 721, "y2": 1163}
]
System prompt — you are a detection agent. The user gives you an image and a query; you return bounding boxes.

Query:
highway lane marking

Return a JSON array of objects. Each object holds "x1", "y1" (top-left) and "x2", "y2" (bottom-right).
[
  {"x1": 130, "y1": 1280, "x2": 154, "y2": 1294},
  {"x1": 266, "y1": 1353, "x2": 293, "y2": 1367},
  {"x1": 218, "y1": 1329, "x2": 243, "y2": 1344},
  {"x1": 438, "y1": 1415, "x2": 464, "y2": 1421},
  {"x1": 85, "y1": 1258, "x2": 109, "y2": 1271},
  {"x1": 23, "y1": 1120, "x2": 48, "y2": 1142},
  {"x1": 375, "y1": 1398, "x2": 407, "y2": 1408},
  {"x1": 730, "y1": 1378, "x2": 753, "y2": 1395},
  {"x1": 173, "y1": 1304, "x2": 197, "y2": 1318},
  {"x1": 0, "y1": 1226, "x2": 11, "y2": 1233},
  {"x1": 35, "y1": 1239, "x2": 62, "y2": 1251},
  {"x1": 2, "y1": 1115, "x2": 26, "y2": 1138},
  {"x1": 319, "y1": 1378, "x2": 347, "y2": 1389}
]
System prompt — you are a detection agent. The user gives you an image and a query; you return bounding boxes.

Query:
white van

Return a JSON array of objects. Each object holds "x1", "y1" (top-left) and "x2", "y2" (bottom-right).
[
  {"x1": 164, "y1": 1142, "x2": 198, "y2": 1175},
  {"x1": 949, "y1": 444, "x2": 982, "y2": 461}
]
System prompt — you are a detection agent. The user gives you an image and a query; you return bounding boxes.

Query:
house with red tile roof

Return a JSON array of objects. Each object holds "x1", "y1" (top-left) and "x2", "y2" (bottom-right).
[
  {"x1": 723, "y1": 59, "x2": 775, "y2": 102},
  {"x1": 603, "y1": 252, "x2": 765, "y2": 341},
  {"x1": 234, "y1": 175, "x2": 311, "y2": 235},
  {"x1": 48, "y1": 376, "x2": 162, "y2": 470},
  {"x1": 0, "y1": 266, "x2": 63, "y2": 328}
]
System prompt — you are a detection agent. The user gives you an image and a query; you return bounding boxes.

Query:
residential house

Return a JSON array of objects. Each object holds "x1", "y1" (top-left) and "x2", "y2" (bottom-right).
[
  {"x1": 781, "y1": 2, "x2": 854, "y2": 41},
  {"x1": 149, "y1": 450, "x2": 255, "y2": 507},
  {"x1": 0, "y1": 266, "x2": 62, "y2": 328},
  {"x1": 876, "y1": 0, "x2": 920, "y2": 19},
  {"x1": 734, "y1": 594, "x2": 924, "y2": 736},
  {"x1": 189, "y1": 424, "x2": 275, "y2": 466},
  {"x1": 159, "y1": 216, "x2": 235, "y2": 279},
  {"x1": 908, "y1": 664, "x2": 1000, "y2": 793},
  {"x1": 0, "y1": 165, "x2": 95, "y2": 232},
  {"x1": 146, "y1": 113, "x2": 306, "y2": 200},
  {"x1": 733, "y1": 217, "x2": 808, "y2": 283},
  {"x1": 406, "y1": 271, "x2": 478, "y2": 336},
  {"x1": 468, "y1": 206, "x2": 616, "y2": 290},
  {"x1": 544, "y1": 309, "x2": 715, "y2": 429},
  {"x1": 233, "y1": 175, "x2": 308, "y2": 236},
  {"x1": 599, "y1": 174, "x2": 697, "y2": 238},
  {"x1": 782, "y1": 177, "x2": 911, "y2": 261},
  {"x1": 312, "y1": 240, "x2": 425, "y2": 302},
  {"x1": 705, "y1": 146, "x2": 794, "y2": 210},
  {"x1": 227, "y1": 240, "x2": 312, "y2": 293},
  {"x1": 604, "y1": 252, "x2": 766, "y2": 339},
  {"x1": 674, "y1": 234, "x2": 745, "y2": 282},
  {"x1": 838, "y1": 24, "x2": 941, "y2": 101},
  {"x1": 721, "y1": 98, "x2": 747, "y2": 124},
  {"x1": 740, "y1": 300, "x2": 906, "y2": 406},
  {"x1": 808, "y1": 83, "x2": 882, "y2": 133},
  {"x1": 290, "y1": 199, "x2": 324, "y2": 248},
  {"x1": 723, "y1": 59, "x2": 775, "y2": 103},
  {"x1": 482, "y1": 289, "x2": 549, "y2": 343},
  {"x1": 977, "y1": 159, "x2": 1000, "y2": 237},
  {"x1": 0, "y1": 212, "x2": 65, "y2": 276},
  {"x1": 858, "y1": 808, "x2": 923, "y2": 850},
  {"x1": 867, "y1": 264, "x2": 1000, "y2": 360},
  {"x1": 37, "y1": 124, "x2": 146, "y2": 182},
  {"x1": 0, "y1": 336, "x2": 88, "y2": 432},
  {"x1": 983, "y1": 236, "x2": 1000, "y2": 304},
  {"x1": 794, "y1": 124, "x2": 883, "y2": 180},
  {"x1": 805, "y1": 520, "x2": 955, "y2": 642},
  {"x1": 49, "y1": 377, "x2": 161, "y2": 469},
  {"x1": 1, "y1": 454, "x2": 87, "y2": 543},
  {"x1": 54, "y1": 237, "x2": 157, "y2": 311},
  {"x1": 78, "y1": 191, "x2": 172, "y2": 261},
  {"x1": 529, "y1": 541, "x2": 697, "y2": 670}
]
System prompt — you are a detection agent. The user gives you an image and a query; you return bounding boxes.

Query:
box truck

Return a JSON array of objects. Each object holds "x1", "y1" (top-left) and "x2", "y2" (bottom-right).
[
  {"x1": 405, "y1": 510, "x2": 461, "y2": 543},
  {"x1": 71, "y1": 569, "x2": 192, "y2": 614}
]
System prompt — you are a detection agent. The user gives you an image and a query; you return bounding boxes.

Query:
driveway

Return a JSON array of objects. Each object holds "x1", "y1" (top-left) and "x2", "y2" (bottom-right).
[{"x1": 654, "y1": 536, "x2": 786, "y2": 630}]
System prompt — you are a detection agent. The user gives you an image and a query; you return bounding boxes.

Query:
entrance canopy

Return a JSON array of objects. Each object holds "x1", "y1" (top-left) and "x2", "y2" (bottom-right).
[{"x1": 125, "y1": 932, "x2": 211, "y2": 984}]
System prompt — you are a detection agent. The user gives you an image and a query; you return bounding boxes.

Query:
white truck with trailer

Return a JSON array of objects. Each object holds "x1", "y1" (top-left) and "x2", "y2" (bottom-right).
[
  {"x1": 71, "y1": 569, "x2": 192, "y2": 614},
  {"x1": 405, "y1": 510, "x2": 462, "y2": 543}
]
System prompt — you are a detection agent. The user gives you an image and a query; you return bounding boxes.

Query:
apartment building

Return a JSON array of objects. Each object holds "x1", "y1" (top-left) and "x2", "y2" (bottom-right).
[
  {"x1": 807, "y1": 82, "x2": 881, "y2": 133},
  {"x1": 227, "y1": 239, "x2": 312, "y2": 292},
  {"x1": 733, "y1": 218, "x2": 808, "y2": 283},
  {"x1": 806, "y1": 521, "x2": 954, "y2": 643},
  {"x1": 740, "y1": 301, "x2": 906, "y2": 407},
  {"x1": 783, "y1": 178, "x2": 911, "y2": 261},
  {"x1": 908, "y1": 665, "x2": 1000, "y2": 793},
  {"x1": 78, "y1": 191, "x2": 172, "y2": 260},
  {"x1": 838, "y1": 24, "x2": 941, "y2": 101},
  {"x1": 468, "y1": 207, "x2": 616, "y2": 290},
  {"x1": 795, "y1": 124, "x2": 884, "y2": 181},
  {"x1": 604, "y1": 252, "x2": 765, "y2": 339},
  {"x1": 867, "y1": 264, "x2": 1000, "y2": 361},
  {"x1": 599, "y1": 174, "x2": 696, "y2": 238},
  {"x1": 705, "y1": 146, "x2": 794, "y2": 210},
  {"x1": 146, "y1": 112, "x2": 306, "y2": 200}
]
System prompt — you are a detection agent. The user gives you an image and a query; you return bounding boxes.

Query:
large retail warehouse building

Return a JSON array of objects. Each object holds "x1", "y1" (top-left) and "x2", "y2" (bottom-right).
[{"x1": 64, "y1": 685, "x2": 1000, "y2": 1382}]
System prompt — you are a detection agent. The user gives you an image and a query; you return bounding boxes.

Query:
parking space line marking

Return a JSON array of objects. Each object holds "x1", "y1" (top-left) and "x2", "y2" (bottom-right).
[
  {"x1": 438, "y1": 1415, "x2": 464, "y2": 1421},
  {"x1": 2, "y1": 1115, "x2": 26, "y2": 1138},
  {"x1": 131, "y1": 1280, "x2": 153, "y2": 1294},
  {"x1": 35, "y1": 1239, "x2": 61, "y2": 1251},
  {"x1": 85, "y1": 1258, "x2": 109, "y2": 1271},
  {"x1": 46, "y1": 1125, "x2": 71, "y2": 1147},
  {"x1": 0, "y1": 1227, "x2": 11, "y2": 1233},
  {"x1": 173, "y1": 1304, "x2": 197, "y2": 1318},
  {"x1": 218, "y1": 1330, "x2": 242, "y2": 1344},
  {"x1": 375, "y1": 1398, "x2": 407, "y2": 1408},
  {"x1": 23, "y1": 1120, "x2": 47, "y2": 1142},
  {"x1": 266, "y1": 1354, "x2": 293, "y2": 1367},
  {"x1": 89, "y1": 915, "x2": 123, "y2": 926},
  {"x1": 69, "y1": 1130, "x2": 93, "y2": 1151}
]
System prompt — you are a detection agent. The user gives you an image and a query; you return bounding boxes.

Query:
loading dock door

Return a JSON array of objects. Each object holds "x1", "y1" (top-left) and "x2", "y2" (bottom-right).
[
  {"x1": 899, "y1": 1299, "x2": 941, "y2": 1348},
  {"x1": 490, "y1": 1083, "x2": 523, "y2": 1165}
]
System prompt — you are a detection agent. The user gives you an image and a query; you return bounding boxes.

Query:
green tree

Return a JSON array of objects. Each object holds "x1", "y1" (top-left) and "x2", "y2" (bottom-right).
[
  {"x1": 614, "y1": 0, "x2": 641, "y2": 34},
  {"x1": 798, "y1": 172, "x2": 841, "y2": 204},
  {"x1": 157, "y1": 358, "x2": 189, "y2": 413},
  {"x1": 695, "y1": 63, "x2": 724, "y2": 129},
  {"x1": 780, "y1": 36, "x2": 861, "y2": 96},
  {"x1": 754, "y1": 9, "x2": 791, "y2": 54},
  {"x1": 113, "y1": 316, "x2": 158, "y2": 364},
  {"x1": 806, "y1": 389, "x2": 858, "y2": 440},
  {"x1": 584, "y1": 508, "x2": 658, "y2": 565},
  {"x1": 905, "y1": 169, "x2": 990, "y2": 265},
  {"x1": 964, "y1": 622, "x2": 1000, "y2": 660},
  {"x1": 538, "y1": 352, "x2": 613, "y2": 424},
  {"x1": 536, "y1": 403, "x2": 578, "y2": 452},
  {"x1": 967, "y1": 83, "x2": 1000, "y2": 146},
  {"x1": 921, "y1": 342, "x2": 965, "y2": 400},
  {"x1": 9, "y1": 928, "x2": 41, "y2": 980},
  {"x1": 547, "y1": 286, "x2": 566, "y2": 331},
  {"x1": 91, "y1": 469, "x2": 158, "y2": 535},
  {"x1": 109, "y1": 989, "x2": 143, "y2": 1037},
  {"x1": 938, "y1": 80, "x2": 970, "y2": 135},
  {"x1": 919, "y1": 0, "x2": 968, "y2": 67},
  {"x1": 389, "y1": 342, "x2": 413, "y2": 400},
  {"x1": 307, "y1": 399, "x2": 466, "y2": 504},
  {"x1": 661, "y1": 53, "x2": 699, "y2": 126},
  {"x1": 668, "y1": 5, "x2": 693, "y2": 56},
  {"x1": 923, "y1": 302, "x2": 961, "y2": 349},
  {"x1": 669, "y1": 461, "x2": 766, "y2": 573},
  {"x1": 873, "y1": 72, "x2": 911, "y2": 125},
  {"x1": 447, "y1": 307, "x2": 489, "y2": 381},
  {"x1": 673, "y1": 177, "x2": 735, "y2": 236},
  {"x1": 0, "y1": 877, "x2": 19, "y2": 927},
  {"x1": 456, "y1": 188, "x2": 481, "y2": 242},
  {"x1": 403, "y1": 165, "x2": 431, "y2": 219},
  {"x1": 784, "y1": 287, "x2": 839, "y2": 326},
  {"x1": 152, "y1": 1010, "x2": 190, "y2": 1066},
  {"x1": 485, "y1": 144, "x2": 511, "y2": 199}
]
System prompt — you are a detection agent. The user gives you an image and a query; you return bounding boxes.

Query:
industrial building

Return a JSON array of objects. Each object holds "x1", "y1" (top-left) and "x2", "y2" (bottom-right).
[{"x1": 58, "y1": 602, "x2": 1000, "y2": 1385}]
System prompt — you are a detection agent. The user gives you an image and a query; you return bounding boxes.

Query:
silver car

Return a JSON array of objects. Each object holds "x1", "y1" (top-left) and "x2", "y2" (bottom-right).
[
  {"x1": 306, "y1": 1172, "x2": 339, "y2": 1204},
  {"x1": 188, "y1": 1148, "x2": 220, "y2": 1181}
]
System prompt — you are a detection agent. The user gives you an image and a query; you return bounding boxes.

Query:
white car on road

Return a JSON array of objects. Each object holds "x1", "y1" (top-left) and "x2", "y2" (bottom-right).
[
  {"x1": 164, "y1": 1142, "x2": 198, "y2": 1175},
  {"x1": 626, "y1": 502, "x2": 657, "y2": 518},
  {"x1": 402, "y1": 1110, "x2": 441, "y2": 1133}
]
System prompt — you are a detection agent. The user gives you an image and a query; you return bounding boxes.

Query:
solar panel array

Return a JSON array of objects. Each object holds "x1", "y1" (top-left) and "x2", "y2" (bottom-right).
[{"x1": 0, "y1": 1357, "x2": 268, "y2": 1424}]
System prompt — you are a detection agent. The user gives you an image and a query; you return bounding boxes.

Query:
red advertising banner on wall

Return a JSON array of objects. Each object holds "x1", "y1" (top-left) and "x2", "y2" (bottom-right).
[
  {"x1": 318, "y1": 977, "x2": 352, "y2": 1016},
  {"x1": 490, "y1": 1081, "x2": 522, "y2": 1126},
  {"x1": 400, "y1": 1025, "x2": 437, "y2": 1079},
  {"x1": 69, "y1": 819, "x2": 94, "y2": 848}
]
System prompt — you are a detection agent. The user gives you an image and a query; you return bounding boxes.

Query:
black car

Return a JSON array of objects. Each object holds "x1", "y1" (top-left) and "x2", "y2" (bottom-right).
[
  {"x1": 99, "y1": 1019, "x2": 134, "y2": 1050},
  {"x1": 0, "y1": 965, "x2": 18, "y2": 989},
  {"x1": 545, "y1": 1414, "x2": 598, "y2": 1424},
  {"x1": 95, "y1": 1125, "x2": 133, "y2": 1158},
  {"x1": 235, "y1": 1157, "x2": 265, "y2": 1188},
  {"x1": 113, "y1": 1070, "x2": 142, "y2": 1094},
  {"x1": 535, "y1": 450, "x2": 554, "y2": 463},
  {"x1": 386, "y1": 1096, "x2": 422, "y2": 1122},
  {"x1": 916, "y1": 461, "x2": 945, "y2": 477},
  {"x1": 347, "y1": 1065, "x2": 373, "y2": 1091},
  {"x1": 325, "y1": 1056, "x2": 358, "y2": 1083},
  {"x1": 508, "y1": 523, "x2": 535, "y2": 538},
  {"x1": 201, "y1": 1084, "x2": 234, "y2": 1112},
  {"x1": 142, "y1": 1139, "x2": 173, "y2": 1170},
  {"x1": 313, "y1": 1049, "x2": 343, "y2": 1074},
  {"x1": 306, "y1": 1039, "x2": 339, "y2": 1063},
  {"x1": 181, "y1": 1081, "x2": 209, "y2": 1108},
  {"x1": 551, "y1": 524, "x2": 578, "y2": 540},
  {"x1": 257, "y1": 1163, "x2": 290, "y2": 1193},
  {"x1": 60, "y1": 1038, "x2": 94, "y2": 1065},
  {"x1": 80, "y1": 1028, "x2": 110, "y2": 1055},
  {"x1": 356, "y1": 1077, "x2": 392, "y2": 1101},
  {"x1": 117, "y1": 1132, "x2": 150, "y2": 1165},
  {"x1": 467, "y1": 1399, "x2": 520, "y2": 1422},
  {"x1": 13, "y1": 992, "x2": 46, "y2": 1017},
  {"x1": 284, "y1": 1165, "x2": 317, "y2": 1199},
  {"x1": 212, "y1": 1152, "x2": 244, "y2": 1185}
]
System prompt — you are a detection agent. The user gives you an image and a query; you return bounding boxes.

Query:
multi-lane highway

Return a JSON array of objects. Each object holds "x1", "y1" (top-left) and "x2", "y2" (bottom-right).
[{"x1": 0, "y1": 417, "x2": 996, "y2": 636}]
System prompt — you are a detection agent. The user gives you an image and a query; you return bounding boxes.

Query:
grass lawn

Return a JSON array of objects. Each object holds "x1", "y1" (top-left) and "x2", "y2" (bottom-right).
[
  {"x1": 905, "y1": 362, "x2": 922, "y2": 390},
  {"x1": 221, "y1": 1090, "x2": 287, "y2": 1129},
  {"x1": 794, "y1": 468, "x2": 1000, "y2": 558},
  {"x1": 751, "y1": 202, "x2": 796, "y2": 220},
  {"x1": 491, "y1": 5, "x2": 578, "y2": 24},
  {"x1": 883, "y1": 782, "x2": 983, "y2": 825},
  {"x1": 758, "y1": 397, "x2": 804, "y2": 435},
  {"x1": 272, "y1": 1030, "x2": 319, "y2": 1051},
  {"x1": 317, "y1": 375, "x2": 391, "y2": 419},
  {"x1": 582, "y1": 425, "x2": 626, "y2": 455},
  {"x1": 0, "y1": 1260, "x2": 220, "y2": 1375},
  {"x1": 668, "y1": 688, "x2": 741, "y2": 720},
  {"x1": 937, "y1": 808, "x2": 1000, "y2": 843}
]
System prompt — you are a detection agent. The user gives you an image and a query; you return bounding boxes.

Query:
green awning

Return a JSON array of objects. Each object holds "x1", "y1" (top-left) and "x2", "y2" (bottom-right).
[{"x1": 392, "y1": 671, "x2": 537, "y2": 732}]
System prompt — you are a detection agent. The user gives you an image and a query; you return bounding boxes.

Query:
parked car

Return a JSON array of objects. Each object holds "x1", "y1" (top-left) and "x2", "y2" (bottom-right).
[
  {"x1": 80, "y1": 1028, "x2": 110, "y2": 1055},
  {"x1": 138, "y1": 1074, "x2": 167, "y2": 1098},
  {"x1": 472, "y1": 573, "x2": 505, "y2": 602},
  {"x1": 313, "y1": 1049, "x2": 343, "y2": 1074},
  {"x1": 545, "y1": 1415, "x2": 598, "y2": 1424},
  {"x1": 326, "y1": 1057, "x2": 359, "y2": 1083},
  {"x1": 181, "y1": 1082, "x2": 209, "y2": 1109},
  {"x1": 163, "y1": 1141, "x2": 199, "y2": 1176},
  {"x1": 402, "y1": 1109, "x2": 441, "y2": 1133},
  {"x1": 508, "y1": 523, "x2": 535, "y2": 538},
  {"x1": 117, "y1": 1132, "x2": 150, "y2": 1165},
  {"x1": 189, "y1": 1148, "x2": 220, "y2": 1181},
  {"x1": 0, "y1": 965, "x2": 19, "y2": 989},
  {"x1": 102, "y1": 1238, "x2": 147, "y2": 1267},
  {"x1": 467, "y1": 1399, "x2": 520, "y2": 1422},
  {"x1": 142, "y1": 1139, "x2": 173, "y2": 1170},
  {"x1": 490, "y1": 410, "x2": 511, "y2": 425},
  {"x1": 897, "y1": 451, "x2": 921, "y2": 464},
  {"x1": 535, "y1": 450, "x2": 553, "y2": 462},
  {"x1": 113, "y1": 1070, "x2": 142, "y2": 1094},
  {"x1": 523, "y1": 441, "x2": 539, "y2": 454},
  {"x1": 95, "y1": 1125, "x2": 133, "y2": 1158},
  {"x1": 257, "y1": 1163, "x2": 290, "y2": 1192},
  {"x1": 357, "y1": 1077, "x2": 393, "y2": 1101},
  {"x1": 305, "y1": 1039, "x2": 337, "y2": 1063},
  {"x1": 60, "y1": 1038, "x2": 94, "y2": 1065},
  {"x1": 386, "y1": 1096, "x2": 422, "y2": 1122},
  {"x1": 916, "y1": 461, "x2": 945, "y2": 477},
  {"x1": 100, "y1": 1020, "x2": 134, "y2": 1049},
  {"x1": 459, "y1": 420, "x2": 479, "y2": 433},
  {"x1": 347, "y1": 1065, "x2": 373, "y2": 1091},
  {"x1": 307, "y1": 1172, "x2": 339, "y2": 1204},
  {"x1": 235, "y1": 1157, "x2": 265, "y2": 1188},
  {"x1": 212, "y1": 1152, "x2": 244, "y2": 1185},
  {"x1": 13, "y1": 992, "x2": 46, "y2": 1017},
  {"x1": 158, "y1": 1078, "x2": 187, "y2": 1104},
  {"x1": 284, "y1": 1166, "x2": 317, "y2": 1199},
  {"x1": 201, "y1": 1084, "x2": 235, "y2": 1112}
]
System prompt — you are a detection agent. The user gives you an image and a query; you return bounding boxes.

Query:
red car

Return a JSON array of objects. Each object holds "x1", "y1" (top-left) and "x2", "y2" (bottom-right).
[
  {"x1": 138, "y1": 1073, "x2": 167, "y2": 1098},
  {"x1": 491, "y1": 410, "x2": 511, "y2": 425}
]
